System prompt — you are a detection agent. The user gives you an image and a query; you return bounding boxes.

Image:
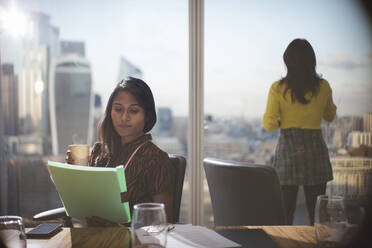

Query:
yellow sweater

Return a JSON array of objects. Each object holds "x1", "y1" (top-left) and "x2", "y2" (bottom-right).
[{"x1": 263, "y1": 80, "x2": 336, "y2": 131}]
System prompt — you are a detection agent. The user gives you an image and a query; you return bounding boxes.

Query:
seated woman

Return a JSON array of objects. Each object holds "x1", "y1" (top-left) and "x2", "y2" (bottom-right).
[{"x1": 67, "y1": 77, "x2": 174, "y2": 223}]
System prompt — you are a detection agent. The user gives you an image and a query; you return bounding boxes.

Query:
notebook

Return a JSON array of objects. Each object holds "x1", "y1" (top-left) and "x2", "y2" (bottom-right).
[{"x1": 47, "y1": 161, "x2": 131, "y2": 223}]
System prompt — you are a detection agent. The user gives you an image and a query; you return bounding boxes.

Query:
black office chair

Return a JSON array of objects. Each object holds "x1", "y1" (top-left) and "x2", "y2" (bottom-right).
[
  {"x1": 33, "y1": 154, "x2": 186, "y2": 226},
  {"x1": 168, "y1": 154, "x2": 186, "y2": 223},
  {"x1": 203, "y1": 157, "x2": 286, "y2": 226}
]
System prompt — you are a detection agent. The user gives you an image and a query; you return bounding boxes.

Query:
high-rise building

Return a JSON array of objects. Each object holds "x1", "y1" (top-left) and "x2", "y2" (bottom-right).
[
  {"x1": 156, "y1": 107, "x2": 173, "y2": 135},
  {"x1": 363, "y1": 112, "x2": 372, "y2": 132},
  {"x1": 328, "y1": 157, "x2": 372, "y2": 200},
  {"x1": 49, "y1": 54, "x2": 94, "y2": 155},
  {"x1": 347, "y1": 131, "x2": 372, "y2": 148},
  {"x1": 20, "y1": 12, "x2": 60, "y2": 155},
  {"x1": 1, "y1": 64, "x2": 18, "y2": 136},
  {"x1": 351, "y1": 116, "x2": 363, "y2": 132},
  {"x1": 60, "y1": 41, "x2": 85, "y2": 57},
  {"x1": 92, "y1": 93, "x2": 103, "y2": 144},
  {"x1": 117, "y1": 56, "x2": 143, "y2": 81},
  {"x1": 22, "y1": 44, "x2": 48, "y2": 134}
]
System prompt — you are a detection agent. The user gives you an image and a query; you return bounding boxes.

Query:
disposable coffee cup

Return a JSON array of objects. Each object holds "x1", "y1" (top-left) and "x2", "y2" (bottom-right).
[{"x1": 69, "y1": 144, "x2": 89, "y2": 166}]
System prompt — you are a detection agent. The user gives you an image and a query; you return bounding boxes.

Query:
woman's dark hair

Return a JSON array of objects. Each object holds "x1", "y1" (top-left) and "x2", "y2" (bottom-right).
[
  {"x1": 280, "y1": 38, "x2": 323, "y2": 104},
  {"x1": 98, "y1": 77, "x2": 157, "y2": 155}
]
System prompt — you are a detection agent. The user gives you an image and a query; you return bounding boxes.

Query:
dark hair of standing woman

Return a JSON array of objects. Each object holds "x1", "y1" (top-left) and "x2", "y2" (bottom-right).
[
  {"x1": 97, "y1": 77, "x2": 157, "y2": 156},
  {"x1": 280, "y1": 38, "x2": 323, "y2": 104}
]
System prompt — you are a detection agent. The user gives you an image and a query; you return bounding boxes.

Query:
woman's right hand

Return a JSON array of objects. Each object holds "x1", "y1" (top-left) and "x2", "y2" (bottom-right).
[
  {"x1": 65, "y1": 149, "x2": 74, "y2": 164},
  {"x1": 66, "y1": 149, "x2": 91, "y2": 165}
]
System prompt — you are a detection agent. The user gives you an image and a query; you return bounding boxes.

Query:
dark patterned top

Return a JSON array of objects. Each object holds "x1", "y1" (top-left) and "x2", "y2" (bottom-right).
[{"x1": 89, "y1": 134, "x2": 174, "y2": 214}]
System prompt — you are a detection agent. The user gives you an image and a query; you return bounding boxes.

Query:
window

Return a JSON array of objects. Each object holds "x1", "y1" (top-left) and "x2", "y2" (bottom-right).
[
  {"x1": 0, "y1": 0, "x2": 371, "y2": 227},
  {"x1": 0, "y1": 0, "x2": 189, "y2": 223},
  {"x1": 204, "y1": 0, "x2": 372, "y2": 225}
]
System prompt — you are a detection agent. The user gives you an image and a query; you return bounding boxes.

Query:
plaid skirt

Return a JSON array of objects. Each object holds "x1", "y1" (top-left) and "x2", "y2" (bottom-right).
[{"x1": 273, "y1": 128, "x2": 333, "y2": 186}]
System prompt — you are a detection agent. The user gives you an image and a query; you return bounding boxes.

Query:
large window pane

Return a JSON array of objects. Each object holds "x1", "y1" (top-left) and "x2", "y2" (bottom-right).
[
  {"x1": 204, "y1": 0, "x2": 372, "y2": 225},
  {"x1": 120, "y1": 0, "x2": 189, "y2": 223},
  {"x1": 0, "y1": 0, "x2": 188, "y2": 224}
]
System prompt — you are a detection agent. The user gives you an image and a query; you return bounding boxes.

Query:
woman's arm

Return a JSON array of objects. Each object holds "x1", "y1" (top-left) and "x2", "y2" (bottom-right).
[
  {"x1": 263, "y1": 83, "x2": 281, "y2": 131},
  {"x1": 152, "y1": 192, "x2": 174, "y2": 223},
  {"x1": 323, "y1": 83, "x2": 337, "y2": 122}
]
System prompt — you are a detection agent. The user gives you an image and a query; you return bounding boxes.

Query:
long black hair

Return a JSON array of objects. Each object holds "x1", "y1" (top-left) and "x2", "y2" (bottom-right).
[
  {"x1": 280, "y1": 39, "x2": 323, "y2": 104},
  {"x1": 98, "y1": 77, "x2": 157, "y2": 156}
]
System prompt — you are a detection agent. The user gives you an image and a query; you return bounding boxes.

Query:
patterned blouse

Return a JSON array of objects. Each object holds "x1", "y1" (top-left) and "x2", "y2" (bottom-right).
[{"x1": 89, "y1": 134, "x2": 174, "y2": 214}]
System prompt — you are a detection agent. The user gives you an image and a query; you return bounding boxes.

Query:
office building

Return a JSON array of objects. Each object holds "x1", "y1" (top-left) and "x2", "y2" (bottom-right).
[
  {"x1": 348, "y1": 131, "x2": 372, "y2": 148},
  {"x1": 20, "y1": 12, "x2": 60, "y2": 156},
  {"x1": 117, "y1": 56, "x2": 143, "y2": 81},
  {"x1": 351, "y1": 116, "x2": 363, "y2": 132},
  {"x1": 328, "y1": 157, "x2": 372, "y2": 200},
  {"x1": 92, "y1": 93, "x2": 103, "y2": 144},
  {"x1": 156, "y1": 107, "x2": 173, "y2": 135},
  {"x1": 60, "y1": 41, "x2": 85, "y2": 57},
  {"x1": 1, "y1": 64, "x2": 18, "y2": 136},
  {"x1": 49, "y1": 54, "x2": 94, "y2": 155},
  {"x1": 364, "y1": 112, "x2": 372, "y2": 132}
]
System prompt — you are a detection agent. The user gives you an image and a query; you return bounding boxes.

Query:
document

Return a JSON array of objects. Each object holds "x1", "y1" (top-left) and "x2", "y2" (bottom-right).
[
  {"x1": 167, "y1": 224, "x2": 241, "y2": 248},
  {"x1": 47, "y1": 161, "x2": 131, "y2": 223}
]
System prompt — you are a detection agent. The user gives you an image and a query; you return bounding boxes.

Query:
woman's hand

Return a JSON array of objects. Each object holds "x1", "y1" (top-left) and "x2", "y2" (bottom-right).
[
  {"x1": 65, "y1": 149, "x2": 74, "y2": 164},
  {"x1": 86, "y1": 216, "x2": 121, "y2": 227},
  {"x1": 65, "y1": 149, "x2": 91, "y2": 165}
]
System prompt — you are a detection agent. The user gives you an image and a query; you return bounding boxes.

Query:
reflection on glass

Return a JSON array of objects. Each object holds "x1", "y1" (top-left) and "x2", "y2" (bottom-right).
[
  {"x1": 315, "y1": 195, "x2": 347, "y2": 247},
  {"x1": 131, "y1": 203, "x2": 168, "y2": 248}
]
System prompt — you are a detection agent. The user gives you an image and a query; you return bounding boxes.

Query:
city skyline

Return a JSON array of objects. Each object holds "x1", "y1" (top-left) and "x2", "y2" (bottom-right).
[{"x1": 1, "y1": 0, "x2": 371, "y2": 119}]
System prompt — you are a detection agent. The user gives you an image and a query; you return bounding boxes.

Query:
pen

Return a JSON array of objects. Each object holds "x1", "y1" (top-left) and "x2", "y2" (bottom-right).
[{"x1": 167, "y1": 225, "x2": 175, "y2": 232}]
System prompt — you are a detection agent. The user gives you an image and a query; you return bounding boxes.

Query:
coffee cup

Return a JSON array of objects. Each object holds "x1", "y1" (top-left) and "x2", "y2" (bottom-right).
[{"x1": 68, "y1": 144, "x2": 89, "y2": 166}]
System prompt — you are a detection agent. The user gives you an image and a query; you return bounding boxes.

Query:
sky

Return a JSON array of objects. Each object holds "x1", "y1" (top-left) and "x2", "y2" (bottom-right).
[{"x1": 2, "y1": 0, "x2": 372, "y2": 118}]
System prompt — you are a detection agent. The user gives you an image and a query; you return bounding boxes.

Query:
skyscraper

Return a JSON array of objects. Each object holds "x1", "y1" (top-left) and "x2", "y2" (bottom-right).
[
  {"x1": 156, "y1": 107, "x2": 173, "y2": 135},
  {"x1": 49, "y1": 53, "x2": 94, "y2": 155},
  {"x1": 1, "y1": 64, "x2": 18, "y2": 136},
  {"x1": 92, "y1": 93, "x2": 103, "y2": 143},
  {"x1": 21, "y1": 12, "x2": 59, "y2": 136},
  {"x1": 117, "y1": 56, "x2": 143, "y2": 81},
  {"x1": 363, "y1": 112, "x2": 372, "y2": 132},
  {"x1": 60, "y1": 41, "x2": 85, "y2": 57}
]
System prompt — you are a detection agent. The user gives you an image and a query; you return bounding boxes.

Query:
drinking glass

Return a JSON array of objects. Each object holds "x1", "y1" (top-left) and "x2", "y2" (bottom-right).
[
  {"x1": 0, "y1": 216, "x2": 27, "y2": 248},
  {"x1": 131, "y1": 203, "x2": 168, "y2": 248},
  {"x1": 314, "y1": 195, "x2": 347, "y2": 248}
]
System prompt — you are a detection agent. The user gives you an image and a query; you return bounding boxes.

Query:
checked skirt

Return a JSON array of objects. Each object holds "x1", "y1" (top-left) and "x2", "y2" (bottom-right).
[{"x1": 273, "y1": 128, "x2": 333, "y2": 186}]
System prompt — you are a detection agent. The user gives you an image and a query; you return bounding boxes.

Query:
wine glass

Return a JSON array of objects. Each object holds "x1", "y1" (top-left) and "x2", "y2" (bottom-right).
[
  {"x1": 131, "y1": 203, "x2": 168, "y2": 248},
  {"x1": 0, "y1": 216, "x2": 27, "y2": 248},
  {"x1": 314, "y1": 195, "x2": 348, "y2": 248}
]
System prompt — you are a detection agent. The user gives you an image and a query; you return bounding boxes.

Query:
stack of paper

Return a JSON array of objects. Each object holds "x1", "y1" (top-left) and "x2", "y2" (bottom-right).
[
  {"x1": 47, "y1": 161, "x2": 131, "y2": 223},
  {"x1": 167, "y1": 224, "x2": 241, "y2": 248}
]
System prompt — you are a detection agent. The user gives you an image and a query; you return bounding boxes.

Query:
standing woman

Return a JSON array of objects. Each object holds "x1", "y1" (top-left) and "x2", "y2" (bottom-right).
[
  {"x1": 263, "y1": 39, "x2": 337, "y2": 225},
  {"x1": 68, "y1": 77, "x2": 174, "y2": 223}
]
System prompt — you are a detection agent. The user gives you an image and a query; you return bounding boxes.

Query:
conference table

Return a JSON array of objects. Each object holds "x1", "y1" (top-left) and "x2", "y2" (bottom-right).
[{"x1": 25, "y1": 225, "x2": 317, "y2": 248}]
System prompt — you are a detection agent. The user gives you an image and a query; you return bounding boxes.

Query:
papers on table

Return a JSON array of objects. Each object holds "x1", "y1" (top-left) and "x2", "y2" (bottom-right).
[
  {"x1": 167, "y1": 224, "x2": 241, "y2": 248},
  {"x1": 47, "y1": 161, "x2": 131, "y2": 223}
]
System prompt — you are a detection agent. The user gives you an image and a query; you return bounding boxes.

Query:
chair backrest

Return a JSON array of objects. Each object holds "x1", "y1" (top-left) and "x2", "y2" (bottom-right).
[
  {"x1": 203, "y1": 157, "x2": 285, "y2": 226},
  {"x1": 169, "y1": 154, "x2": 186, "y2": 223}
]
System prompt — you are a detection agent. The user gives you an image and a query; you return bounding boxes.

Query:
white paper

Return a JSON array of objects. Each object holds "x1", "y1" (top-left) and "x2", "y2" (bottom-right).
[
  {"x1": 136, "y1": 228, "x2": 161, "y2": 245},
  {"x1": 166, "y1": 225, "x2": 241, "y2": 248}
]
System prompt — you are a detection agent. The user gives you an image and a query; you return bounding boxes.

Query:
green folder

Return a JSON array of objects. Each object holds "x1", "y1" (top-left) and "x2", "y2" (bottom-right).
[{"x1": 47, "y1": 161, "x2": 131, "y2": 223}]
